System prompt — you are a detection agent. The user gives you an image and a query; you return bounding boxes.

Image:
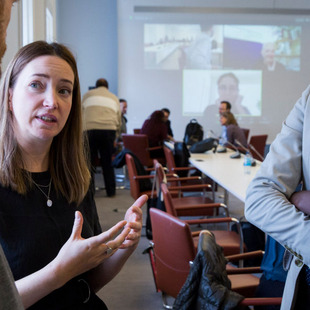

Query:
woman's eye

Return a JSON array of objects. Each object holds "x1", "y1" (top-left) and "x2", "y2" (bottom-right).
[
  {"x1": 29, "y1": 82, "x2": 41, "y2": 89},
  {"x1": 59, "y1": 89, "x2": 72, "y2": 95}
]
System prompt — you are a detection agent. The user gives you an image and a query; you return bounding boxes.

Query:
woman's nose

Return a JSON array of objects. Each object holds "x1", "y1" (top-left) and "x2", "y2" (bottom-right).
[{"x1": 43, "y1": 89, "x2": 58, "y2": 109}]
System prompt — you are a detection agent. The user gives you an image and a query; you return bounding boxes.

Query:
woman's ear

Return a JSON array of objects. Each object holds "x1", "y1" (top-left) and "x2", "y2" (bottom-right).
[{"x1": 8, "y1": 88, "x2": 13, "y2": 111}]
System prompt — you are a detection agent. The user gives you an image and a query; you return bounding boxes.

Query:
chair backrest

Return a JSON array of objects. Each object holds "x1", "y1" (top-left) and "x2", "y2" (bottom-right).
[
  {"x1": 122, "y1": 134, "x2": 153, "y2": 167},
  {"x1": 248, "y1": 134, "x2": 268, "y2": 161},
  {"x1": 161, "y1": 182, "x2": 178, "y2": 217},
  {"x1": 125, "y1": 153, "x2": 153, "y2": 199},
  {"x1": 163, "y1": 146, "x2": 176, "y2": 172},
  {"x1": 150, "y1": 208, "x2": 196, "y2": 298},
  {"x1": 240, "y1": 128, "x2": 250, "y2": 143},
  {"x1": 125, "y1": 153, "x2": 141, "y2": 199}
]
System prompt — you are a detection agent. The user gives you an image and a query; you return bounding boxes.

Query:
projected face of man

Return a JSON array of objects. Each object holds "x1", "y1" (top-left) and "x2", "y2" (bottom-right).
[
  {"x1": 262, "y1": 42, "x2": 275, "y2": 67},
  {"x1": 0, "y1": 0, "x2": 16, "y2": 70},
  {"x1": 219, "y1": 102, "x2": 229, "y2": 114},
  {"x1": 217, "y1": 75, "x2": 239, "y2": 106}
]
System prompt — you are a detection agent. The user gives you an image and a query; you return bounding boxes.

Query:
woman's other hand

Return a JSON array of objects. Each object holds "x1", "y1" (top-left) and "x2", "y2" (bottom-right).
[
  {"x1": 51, "y1": 211, "x2": 130, "y2": 288},
  {"x1": 120, "y1": 194, "x2": 148, "y2": 249}
]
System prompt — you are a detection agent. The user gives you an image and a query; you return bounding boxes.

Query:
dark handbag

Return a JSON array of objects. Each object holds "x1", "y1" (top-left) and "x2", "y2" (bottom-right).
[
  {"x1": 173, "y1": 142, "x2": 190, "y2": 177},
  {"x1": 145, "y1": 170, "x2": 166, "y2": 240},
  {"x1": 189, "y1": 138, "x2": 218, "y2": 153}
]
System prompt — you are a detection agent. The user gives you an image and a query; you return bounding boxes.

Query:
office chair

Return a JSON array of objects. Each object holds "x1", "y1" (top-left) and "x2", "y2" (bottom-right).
[
  {"x1": 240, "y1": 128, "x2": 250, "y2": 143},
  {"x1": 248, "y1": 134, "x2": 268, "y2": 161},
  {"x1": 161, "y1": 182, "x2": 244, "y2": 256},
  {"x1": 125, "y1": 153, "x2": 155, "y2": 200},
  {"x1": 163, "y1": 146, "x2": 216, "y2": 199},
  {"x1": 154, "y1": 160, "x2": 214, "y2": 203},
  {"x1": 122, "y1": 134, "x2": 165, "y2": 168},
  {"x1": 150, "y1": 208, "x2": 282, "y2": 309}
]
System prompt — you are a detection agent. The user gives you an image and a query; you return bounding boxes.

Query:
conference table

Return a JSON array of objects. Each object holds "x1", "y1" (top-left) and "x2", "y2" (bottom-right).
[{"x1": 189, "y1": 150, "x2": 262, "y2": 203}]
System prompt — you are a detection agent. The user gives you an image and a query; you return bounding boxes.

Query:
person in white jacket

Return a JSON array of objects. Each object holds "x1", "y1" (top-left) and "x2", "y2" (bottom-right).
[{"x1": 245, "y1": 85, "x2": 310, "y2": 309}]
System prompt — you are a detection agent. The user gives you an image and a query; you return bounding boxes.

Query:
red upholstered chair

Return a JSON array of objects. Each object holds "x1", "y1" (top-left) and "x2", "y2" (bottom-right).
[
  {"x1": 248, "y1": 134, "x2": 268, "y2": 161},
  {"x1": 240, "y1": 128, "x2": 250, "y2": 143},
  {"x1": 133, "y1": 128, "x2": 141, "y2": 134},
  {"x1": 149, "y1": 209, "x2": 282, "y2": 308},
  {"x1": 160, "y1": 182, "x2": 244, "y2": 256},
  {"x1": 150, "y1": 208, "x2": 195, "y2": 307},
  {"x1": 125, "y1": 153, "x2": 155, "y2": 200},
  {"x1": 164, "y1": 145, "x2": 197, "y2": 176},
  {"x1": 154, "y1": 161, "x2": 214, "y2": 204},
  {"x1": 163, "y1": 146, "x2": 217, "y2": 198},
  {"x1": 122, "y1": 134, "x2": 165, "y2": 168}
]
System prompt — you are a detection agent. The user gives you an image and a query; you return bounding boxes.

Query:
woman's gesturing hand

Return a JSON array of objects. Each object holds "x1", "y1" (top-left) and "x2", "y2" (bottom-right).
[
  {"x1": 120, "y1": 194, "x2": 148, "y2": 249},
  {"x1": 51, "y1": 211, "x2": 131, "y2": 288}
]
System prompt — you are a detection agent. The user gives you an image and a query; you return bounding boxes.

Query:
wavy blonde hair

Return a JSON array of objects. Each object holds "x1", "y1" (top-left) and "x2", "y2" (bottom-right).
[{"x1": 0, "y1": 41, "x2": 90, "y2": 204}]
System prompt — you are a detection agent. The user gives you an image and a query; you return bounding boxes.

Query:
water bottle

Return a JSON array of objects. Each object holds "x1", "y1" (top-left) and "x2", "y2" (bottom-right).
[{"x1": 243, "y1": 152, "x2": 252, "y2": 174}]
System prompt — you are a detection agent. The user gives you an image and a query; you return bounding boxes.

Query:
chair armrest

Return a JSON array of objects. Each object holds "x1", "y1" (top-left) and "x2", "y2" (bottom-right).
[
  {"x1": 166, "y1": 176, "x2": 202, "y2": 181},
  {"x1": 145, "y1": 167, "x2": 155, "y2": 172},
  {"x1": 147, "y1": 146, "x2": 163, "y2": 151},
  {"x1": 184, "y1": 216, "x2": 236, "y2": 225},
  {"x1": 174, "y1": 203, "x2": 228, "y2": 216},
  {"x1": 191, "y1": 231, "x2": 202, "y2": 237},
  {"x1": 133, "y1": 175, "x2": 154, "y2": 180},
  {"x1": 168, "y1": 184, "x2": 212, "y2": 191},
  {"x1": 171, "y1": 167, "x2": 198, "y2": 172},
  {"x1": 226, "y1": 250, "x2": 264, "y2": 262},
  {"x1": 240, "y1": 297, "x2": 282, "y2": 306},
  {"x1": 226, "y1": 267, "x2": 262, "y2": 274}
]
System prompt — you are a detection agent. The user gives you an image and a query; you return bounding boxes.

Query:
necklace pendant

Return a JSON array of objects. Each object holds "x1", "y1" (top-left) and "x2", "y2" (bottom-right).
[{"x1": 47, "y1": 199, "x2": 53, "y2": 207}]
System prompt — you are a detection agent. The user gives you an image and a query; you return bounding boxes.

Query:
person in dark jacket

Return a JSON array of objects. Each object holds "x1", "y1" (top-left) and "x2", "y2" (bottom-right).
[
  {"x1": 161, "y1": 108, "x2": 174, "y2": 141},
  {"x1": 141, "y1": 110, "x2": 168, "y2": 158}
]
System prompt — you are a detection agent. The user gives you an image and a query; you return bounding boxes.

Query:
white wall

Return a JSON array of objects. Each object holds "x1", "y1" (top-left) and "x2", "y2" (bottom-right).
[
  {"x1": 56, "y1": 0, "x2": 118, "y2": 97},
  {"x1": 2, "y1": 2, "x2": 21, "y2": 73},
  {"x1": 2, "y1": 0, "x2": 57, "y2": 75}
]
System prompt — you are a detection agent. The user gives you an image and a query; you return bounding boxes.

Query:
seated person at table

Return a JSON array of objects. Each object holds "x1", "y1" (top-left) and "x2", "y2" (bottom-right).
[
  {"x1": 220, "y1": 111, "x2": 247, "y2": 148},
  {"x1": 0, "y1": 40, "x2": 147, "y2": 309},
  {"x1": 140, "y1": 110, "x2": 168, "y2": 158},
  {"x1": 161, "y1": 108, "x2": 175, "y2": 141}
]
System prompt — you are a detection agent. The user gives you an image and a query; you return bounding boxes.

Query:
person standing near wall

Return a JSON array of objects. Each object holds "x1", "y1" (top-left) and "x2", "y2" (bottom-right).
[
  {"x1": 0, "y1": 0, "x2": 25, "y2": 308},
  {"x1": 119, "y1": 98, "x2": 128, "y2": 139},
  {"x1": 82, "y1": 78, "x2": 121, "y2": 197}
]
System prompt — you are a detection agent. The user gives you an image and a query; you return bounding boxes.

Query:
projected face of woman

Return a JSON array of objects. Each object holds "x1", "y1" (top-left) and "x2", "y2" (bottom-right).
[
  {"x1": 217, "y1": 76, "x2": 239, "y2": 105},
  {"x1": 220, "y1": 115, "x2": 227, "y2": 126}
]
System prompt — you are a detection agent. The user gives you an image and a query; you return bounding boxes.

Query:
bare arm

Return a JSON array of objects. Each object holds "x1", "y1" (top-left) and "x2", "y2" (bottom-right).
[
  {"x1": 15, "y1": 212, "x2": 130, "y2": 309},
  {"x1": 87, "y1": 195, "x2": 148, "y2": 291}
]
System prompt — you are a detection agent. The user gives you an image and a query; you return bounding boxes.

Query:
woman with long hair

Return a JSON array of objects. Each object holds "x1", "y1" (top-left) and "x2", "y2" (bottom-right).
[
  {"x1": 220, "y1": 111, "x2": 247, "y2": 148},
  {"x1": 0, "y1": 40, "x2": 147, "y2": 309}
]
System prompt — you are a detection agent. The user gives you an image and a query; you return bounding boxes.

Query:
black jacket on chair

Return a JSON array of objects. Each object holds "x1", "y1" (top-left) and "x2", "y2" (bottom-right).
[{"x1": 173, "y1": 232, "x2": 244, "y2": 310}]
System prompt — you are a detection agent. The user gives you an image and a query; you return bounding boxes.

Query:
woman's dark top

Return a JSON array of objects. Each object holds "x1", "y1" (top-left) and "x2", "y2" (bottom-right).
[
  {"x1": 0, "y1": 171, "x2": 108, "y2": 309},
  {"x1": 225, "y1": 124, "x2": 248, "y2": 148},
  {"x1": 140, "y1": 119, "x2": 168, "y2": 147}
]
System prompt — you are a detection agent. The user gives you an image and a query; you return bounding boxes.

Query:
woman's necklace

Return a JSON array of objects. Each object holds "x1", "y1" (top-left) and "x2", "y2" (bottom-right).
[{"x1": 32, "y1": 178, "x2": 53, "y2": 207}]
